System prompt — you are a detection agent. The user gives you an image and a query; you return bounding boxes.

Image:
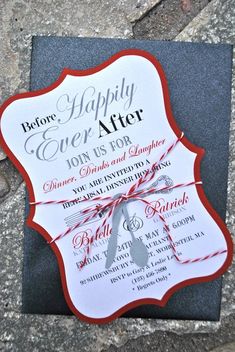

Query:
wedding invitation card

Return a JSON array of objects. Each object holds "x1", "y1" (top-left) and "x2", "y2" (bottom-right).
[{"x1": 0, "y1": 43, "x2": 233, "y2": 323}]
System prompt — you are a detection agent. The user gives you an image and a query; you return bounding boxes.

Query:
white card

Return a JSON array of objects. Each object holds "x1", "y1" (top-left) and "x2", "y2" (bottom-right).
[{"x1": 0, "y1": 50, "x2": 232, "y2": 323}]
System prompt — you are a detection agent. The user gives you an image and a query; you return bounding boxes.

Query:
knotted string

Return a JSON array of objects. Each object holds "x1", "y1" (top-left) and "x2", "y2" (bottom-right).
[{"x1": 30, "y1": 132, "x2": 227, "y2": 268}]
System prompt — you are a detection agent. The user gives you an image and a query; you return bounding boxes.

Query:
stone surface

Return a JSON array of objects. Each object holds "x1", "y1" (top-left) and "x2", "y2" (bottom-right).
[
  {"x1": 0, "y1": 148, "x2": 7, "y2": 161},
  {"x1": 133, "y1": 0, "x2": 211, "y2": 40},
  {"x1": 106, "y1": 315, "x2": 235, "y2": 352},
  {"x1": 0, "y1": 0, "x2": 234, "y2": 351},
  {"x1": 0, "y1": 0, "x2": 160, "y2": 104},
  {"x1": 210, "y1": 342, "x2": 235, "y2": 352},
  {"x1": 0, "y1": 158, "x2": 23, "y2": 204},
  {"x1": 175, "y1": 0, "x2": 235, "y2": 44},
  {"x1": 0, "y1": 172, "x2": 9, "y2": 198}
]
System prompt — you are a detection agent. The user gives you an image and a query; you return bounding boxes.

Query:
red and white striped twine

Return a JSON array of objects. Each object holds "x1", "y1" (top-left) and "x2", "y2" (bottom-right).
[{"x1": 30, "y1": 132, "x2": 227, "y2": 268}]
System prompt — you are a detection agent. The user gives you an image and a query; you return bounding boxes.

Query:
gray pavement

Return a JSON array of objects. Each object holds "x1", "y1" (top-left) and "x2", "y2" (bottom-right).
[{"x1": 0, "y1": 0, "x2": 235, "y2": 351}]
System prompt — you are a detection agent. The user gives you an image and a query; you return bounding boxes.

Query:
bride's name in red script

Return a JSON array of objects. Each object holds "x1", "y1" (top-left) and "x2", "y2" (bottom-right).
[
  {"x1": 129, "y1": 139, "x2": 165, "y2": 157},
  {"x1": 72, "y1": 225, "x2": 111, "y2": 250}
]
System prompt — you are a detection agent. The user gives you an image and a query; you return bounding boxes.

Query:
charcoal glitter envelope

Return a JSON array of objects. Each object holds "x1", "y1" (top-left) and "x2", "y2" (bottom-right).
[{"x1": 0, "y1": 37, "x2": 233, "y2": 323}]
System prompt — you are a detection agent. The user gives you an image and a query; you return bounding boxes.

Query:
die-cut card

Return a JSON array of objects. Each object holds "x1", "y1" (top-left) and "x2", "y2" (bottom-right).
[{"x1": 0, "y1": 49, "x2": 233, "y2": 324}]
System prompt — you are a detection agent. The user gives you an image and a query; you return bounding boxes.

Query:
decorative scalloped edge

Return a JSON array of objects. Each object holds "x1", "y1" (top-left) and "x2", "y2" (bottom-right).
[{"x1": 0, "y1": 49, "x2": 233, "y2": 324}]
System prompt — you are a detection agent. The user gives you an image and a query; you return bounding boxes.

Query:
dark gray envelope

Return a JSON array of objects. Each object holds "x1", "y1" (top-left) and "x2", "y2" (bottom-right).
[{"x1": 22, "y1": 36, "x2": 232, "y2": 320}]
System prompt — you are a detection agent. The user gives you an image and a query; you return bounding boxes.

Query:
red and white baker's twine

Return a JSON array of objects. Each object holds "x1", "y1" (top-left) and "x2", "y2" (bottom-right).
[{"x1": 30, "y1": 132, "x2": 227, "y2": 268}]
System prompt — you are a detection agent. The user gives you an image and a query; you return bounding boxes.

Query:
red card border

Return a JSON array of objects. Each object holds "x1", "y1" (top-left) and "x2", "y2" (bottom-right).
[{"x1": 0, "y1": 49, "x2": 233, "y2": 324}]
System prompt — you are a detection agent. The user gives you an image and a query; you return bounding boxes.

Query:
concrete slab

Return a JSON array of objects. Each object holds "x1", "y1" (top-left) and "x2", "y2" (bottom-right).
[{"x1": 133, "y1": 0, "x2": 210, "y2": 40}]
